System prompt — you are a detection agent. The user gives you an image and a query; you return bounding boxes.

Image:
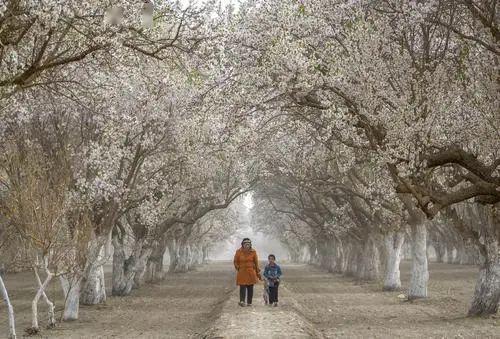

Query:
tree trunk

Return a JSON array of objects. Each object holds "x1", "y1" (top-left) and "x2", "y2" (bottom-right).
[
  {"x1": 174, "y1": 242, "x2": 191, "y2": 273},
  {"x1": 111, "y1": 233, "x2": 135, "y2": 296},
  {"x1": 80, "y1": 261, "x2": 106, "y2": 305},
  {"x1": 80, "y1": 237, "x2": 108, "y2": 305},
  {"x1": 168, "y1": 238, "x2": 178, "y2": 273},
  {"x1": 59, "y1": 274, "x2": 82, "y2": 321},
  {"x1": 383, "y1": 231, "x2": 405, "y2": 291},
  {"x1": 0, "y1": 274, "x2": 16, "y2": 339},
  {"x1": 434, "y1": 242, "x2": 445, "y2": 263},
  {"x1": 132, "y1": 251, "x2": 150, "y2": 289},
  {"x1": 145, "y1": 239, "x2": 168, "y2": 282},
  {"x1": 334, "y1": 239, "x2": 345, "y2": 274},
  {"x1": 345, "y1": 242, "x2": 359, "y2": 276},
  {"x1": 468, "y1": 243, "x2": 500, "y2": 315},
  {"x1": 202, "y1": 245, "x2": 210, "y2": 263},
  {"x1": 467, "y1": 207, "x2": 500, "y2": 316},
  {"x1": 360, "y1": 235, "x2": 381, "y2": 281},
  {"x1": 446, "y1": 243, "x2": 456, "y2": 264},
  {"x1": 112, "y1": 235, "x2": 153, "y2": 296},
  {"x1": 31, "y1": 269, "x2": 55, "y2": 331},
  {"x1": 408, "y1": 222, "x2": 429, "y2": 299}
]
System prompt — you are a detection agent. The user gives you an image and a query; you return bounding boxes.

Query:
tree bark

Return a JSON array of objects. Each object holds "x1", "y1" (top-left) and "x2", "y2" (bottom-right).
[
  {"x1": 31, "y1": 269, "x2": 55, "y2": 331},
  {"x1": 360, "y1": 235, "x2": 381, "y2": 281},
  {"x1": 0, "y1": 274, "x2": 16, "y2": 339},
  {"x1": 112, "y1": 235, "x2": 152, "y2": 296},
  {"x1": 345, "y1": 242, "x2": 360, "y2": 277},
  {"x1": 145, "y1": 238, "x2": 168, "y2": 282},
  {"x1": 202, "y1": 245, "x2": 210, "y2": 263},
  {"x1": 334, "y1": 239, "x2": 345, "y2": 274},
  {"x1": 80, "y1": 242, "x2": 106, "y2": 306},
  {"x1": 59, "y1": 274, "x2": 82, "y2": 321},
  {"x1": 383, "y1": 231, "x2": 405, "y2": 291},
  {"x1": 468, "y1": 239, "x2": 500, "y2": 316},
  {"x1": 168, "y1": 238, "x2": 178, "y2": 273},
  {"x1": 408, "y1": 222, "x2": 429, "y2": 299},
  {"x1": 174, "y1": 241, "x2": 191, "y2": 273},
  {"x1": 434, "y1": 242, "x2": 446, "y2": 263},
  {"x1": 467, "y1": 207, "x2": 500, "y2": 316},
  {"x1": 132, "y1": 251, "x2": 150, "y2": 289}
]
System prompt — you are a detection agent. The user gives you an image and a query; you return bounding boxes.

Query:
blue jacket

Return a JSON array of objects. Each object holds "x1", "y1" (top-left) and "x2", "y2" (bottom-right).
[{"x1": 263, "y1": 263, "x2": 282, "y2": 287}]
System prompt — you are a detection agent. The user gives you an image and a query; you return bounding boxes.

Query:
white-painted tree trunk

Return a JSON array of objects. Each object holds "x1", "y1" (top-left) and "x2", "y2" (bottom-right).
[
  {"x1": 0, "y1": 274, "x2": 16, "y2": 338},
  {"x1": 31, "y1": 269, "x2": 55, "y2": 331},
  {"x1": 383, "y1": 231, "x2": 405, "y2": 291},
  {"x1": 360, "y1": 235, "x2": 381, "y2": 281},
  {"x1": 133, "y1": 251, "x2": 151, "y2": 289},
  {"x1": 168, "y1": 238, "x2": 178, "y2": 273},
  {"x1": 59, "y1": 274, "x2": 82, "y2": 321},
  {"x1": 345, "y1": 242, "x2": 360, "y2": 276},
  {"x1": 145, "y1": 240, "x2": 168, "y2": 282},
  {"x1": 408, "y1": 222, "x2": 429, "y2": 299},
  {"x1": 467, "y1": 208, "x2": 500, "y2": 316},
  {"x1": 174, "y1": 242, "x2": 191, "y2": 273},
  {"x1": 446, "y1": 243, "x2": 456, "y2": 264},
  {"x1": 80, "y1": 237, "x2": 107, "y2": 305},
  {"x1": 80, "y1": 260, "x2": 106, "y2": 305},
  {"x1": 334, "y1": 240, "x2": 345, "y2": 274},
  {"x1": 202, "y1": 245, "x2": 210, "y2": 263},
  {"x1": 112, "y1": 235, "x2": 153, "y2": 296},
  {"x1": 468, "y1": 242, "x2": 499, "y2": 316},
  {"x1": 111, "y1": 234, "x2": 134, "y2": 296}
]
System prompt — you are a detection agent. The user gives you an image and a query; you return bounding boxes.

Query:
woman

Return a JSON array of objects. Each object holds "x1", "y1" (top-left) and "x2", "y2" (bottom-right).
[{"x1": 233, "y1": 238, "x2": 261, "y2": 306}]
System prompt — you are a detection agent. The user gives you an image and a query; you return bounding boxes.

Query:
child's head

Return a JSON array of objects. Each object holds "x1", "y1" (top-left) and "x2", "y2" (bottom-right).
[{"x1": 268, "y1": 254, "x2": 276, "y2": 263}]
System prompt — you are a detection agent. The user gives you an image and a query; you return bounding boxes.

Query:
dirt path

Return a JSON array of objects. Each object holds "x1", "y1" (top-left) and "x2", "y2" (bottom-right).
[{"x1": 204, "y1": 284, "x2": 322, "y2": 338}]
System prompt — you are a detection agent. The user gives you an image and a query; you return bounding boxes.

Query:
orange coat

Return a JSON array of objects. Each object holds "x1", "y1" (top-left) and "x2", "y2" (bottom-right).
[{"x1": 233, "y1": 247, "x2": 261, "y2": 285}]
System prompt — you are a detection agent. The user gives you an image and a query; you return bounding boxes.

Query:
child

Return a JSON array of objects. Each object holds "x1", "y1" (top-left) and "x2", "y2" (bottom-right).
[{"x1": 263, "y1": 254, "x2": 282, "y2": 306}]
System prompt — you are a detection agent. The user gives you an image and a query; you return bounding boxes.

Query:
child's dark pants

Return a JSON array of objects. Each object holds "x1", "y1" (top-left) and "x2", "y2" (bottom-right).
[
  {"x1": 269, "y1": 282, "x2": 279, "y2": 303},
  {"x1": 240, "y1": 285, "x2": 253, "y2": 304}
]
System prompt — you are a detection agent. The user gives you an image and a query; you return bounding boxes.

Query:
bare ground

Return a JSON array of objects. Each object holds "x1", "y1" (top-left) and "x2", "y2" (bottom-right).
[
  {"x1": 0, "y1": 262, "x2": 234, "y2": 338},
  {"x1": 283, "y1": 262, "x2": 500, "y2": 339},
  {"x1": 1, "y1": 261, "x2": 499, "y2": 338}
]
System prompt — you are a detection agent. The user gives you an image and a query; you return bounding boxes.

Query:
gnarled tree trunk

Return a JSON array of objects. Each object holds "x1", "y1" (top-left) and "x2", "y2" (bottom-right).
[
  {"x1": 80, "y1": 237, "x2": 108, "y2": 305},
  {"x1": 112, "y1": 234, "x2": 153, "y2": 296},
  {"x1": 467, "y1": 206, "x2": 500, "y2": 316},
  {"x1": 59, "y1": 273, "x2": 82, "y2": 321},
  {"x1": 145, "y1": 238, "x2": 169, "y2": 282}
]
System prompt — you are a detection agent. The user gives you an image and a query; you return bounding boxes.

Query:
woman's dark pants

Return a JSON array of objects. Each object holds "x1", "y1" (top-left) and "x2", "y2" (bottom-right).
[{"x1": 239, "y1": 285, "x2": 253, "y2": 304}]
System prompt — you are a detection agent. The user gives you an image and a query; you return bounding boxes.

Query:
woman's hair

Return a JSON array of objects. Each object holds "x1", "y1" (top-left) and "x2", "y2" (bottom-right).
[{"x1": 241, "y1": 238, "x2": 251, "y2": 245}]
